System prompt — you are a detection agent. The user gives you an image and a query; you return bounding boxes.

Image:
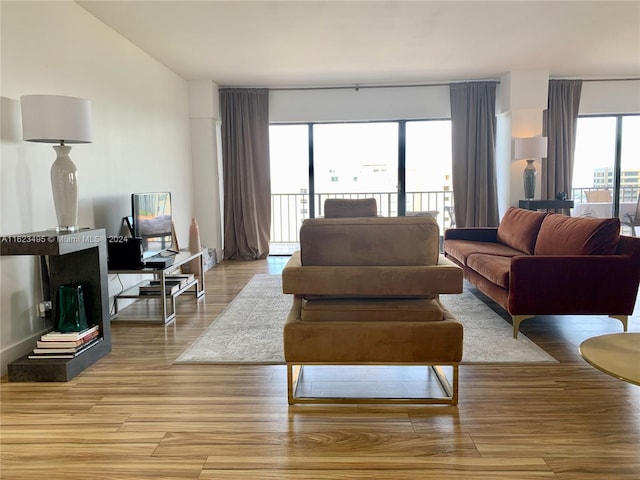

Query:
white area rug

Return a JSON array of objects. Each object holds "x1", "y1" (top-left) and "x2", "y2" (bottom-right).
[{"x1": 175, "y1": 274, "x2": 557, "y2": 365}]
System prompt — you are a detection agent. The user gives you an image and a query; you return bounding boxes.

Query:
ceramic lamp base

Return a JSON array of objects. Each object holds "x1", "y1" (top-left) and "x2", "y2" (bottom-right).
[
  {"x1": 51, "y1": 144, "x2": 79, "y2": 232},
  {"x1": 523, "y1": 159, "x2": 537, "y2": 200}
]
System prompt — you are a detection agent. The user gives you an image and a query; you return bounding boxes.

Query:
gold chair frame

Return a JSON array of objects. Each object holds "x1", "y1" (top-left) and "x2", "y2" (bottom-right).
[{"x1": 286, "y1": 363, "x2": 459, "y2": 405}]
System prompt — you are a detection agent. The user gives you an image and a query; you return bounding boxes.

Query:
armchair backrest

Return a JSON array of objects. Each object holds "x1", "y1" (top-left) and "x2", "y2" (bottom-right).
[
  {"x1": 323, "y1": 198, "x2": 377, "y2": 218},
  {"x1": 284, "y1": 215, "x2": 463, "y2": 297},
  {"x1": 300, "y1": 215, "x2": 440, "y2": 266}
]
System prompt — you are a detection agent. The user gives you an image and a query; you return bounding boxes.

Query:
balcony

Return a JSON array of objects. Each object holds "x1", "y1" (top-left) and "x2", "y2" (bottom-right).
[
  {"x1": 270, "y1": 191, "x2": 454, "y2": 254},
  {"x1": 270, "y1": 186, "x2": 639, "y2": 254}
]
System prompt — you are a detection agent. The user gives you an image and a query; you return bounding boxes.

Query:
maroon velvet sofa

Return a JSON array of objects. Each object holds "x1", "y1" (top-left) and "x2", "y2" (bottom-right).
[{"x1": 443, "y1": 207, "x2": 640, "y2": 338}]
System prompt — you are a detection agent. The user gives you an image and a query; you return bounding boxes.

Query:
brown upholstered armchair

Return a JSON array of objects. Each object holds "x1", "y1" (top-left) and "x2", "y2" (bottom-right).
[{"x1": 281, "y1": 214, "x2": 465, "y2": 405}]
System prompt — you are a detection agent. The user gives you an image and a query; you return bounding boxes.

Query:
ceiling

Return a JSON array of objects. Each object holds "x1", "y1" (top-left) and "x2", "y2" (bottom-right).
[{"x1": 78, "y1": 1, "x2": 640, "y2": 88}]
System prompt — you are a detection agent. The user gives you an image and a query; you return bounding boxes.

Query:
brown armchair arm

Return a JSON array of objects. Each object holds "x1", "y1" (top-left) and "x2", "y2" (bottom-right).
[{"x1": 508, "y1": 254, "x2": 640, "y2": 315}]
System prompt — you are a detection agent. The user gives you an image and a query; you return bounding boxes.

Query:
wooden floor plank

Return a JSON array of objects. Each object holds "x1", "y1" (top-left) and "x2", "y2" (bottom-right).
[
  {"x1": 198, "y1": 470, "x2": 557, "y2": 480},
  {"x1": 1, "y1": 257, "x2": 639, "y2": 479},
  {"x1": 153, "y1": 431, "x2": 479, "y2": 457}
]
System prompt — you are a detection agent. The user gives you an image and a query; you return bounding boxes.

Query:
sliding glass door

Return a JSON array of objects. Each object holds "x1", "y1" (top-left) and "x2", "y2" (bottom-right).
[
  {"x1": 313, "y1": 122, "x2": 399, "y2": 216},
  {"x1": 572, "y1": 114, "x2": 639, "y2": 225},
  {"x1": 268, "y1": 119, "x2": 454, "y2": 250},
  {"x1": 619, "y1": 116, "x2": 640, "y2": 234},
  {"x1": 405, "y1": 120, "x2": 454, "y2": 228},
  {"x1": 269, "y1": 124, "x2": 309, "y2": 253}
]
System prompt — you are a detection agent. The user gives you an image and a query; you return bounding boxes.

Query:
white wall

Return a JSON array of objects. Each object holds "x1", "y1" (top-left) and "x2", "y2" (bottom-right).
[
  {"x1": 499, "y1": 71, "x2": 550, "y2": 210},
  {"x1": 189, "y1": 80, "x2": 224, "y2": 257},
  {"x1": 580, "y1": 80, "x2": 640, "y2": 115},
  {"x1": 270, "y1": 85, "x2": 451, "y2": 123},
  {"x1": 0, "y1": 1, "x2": 193, "y2": 374}
]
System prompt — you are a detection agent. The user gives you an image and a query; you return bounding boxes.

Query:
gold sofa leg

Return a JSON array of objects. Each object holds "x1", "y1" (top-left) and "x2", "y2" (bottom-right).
[
  {"x1": 609, "y1": 315, "x2": 629, "y2": 332},
  {"x1": 511, "y1": 315, "x2": 534, "y2": 339},
  {"x1": 512, "y1": 314, "x2": 628, "y2": 338}
]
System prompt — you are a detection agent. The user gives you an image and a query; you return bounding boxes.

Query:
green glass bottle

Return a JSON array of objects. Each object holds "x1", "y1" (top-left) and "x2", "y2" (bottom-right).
[{"x1": 56, "y1": 284, "x2": 88, "y2": 333}]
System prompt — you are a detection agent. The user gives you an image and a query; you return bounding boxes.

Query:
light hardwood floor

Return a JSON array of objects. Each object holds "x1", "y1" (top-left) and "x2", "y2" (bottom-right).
[{"x1": 2, "y1": 256, "x2": 639, "y2": 479}]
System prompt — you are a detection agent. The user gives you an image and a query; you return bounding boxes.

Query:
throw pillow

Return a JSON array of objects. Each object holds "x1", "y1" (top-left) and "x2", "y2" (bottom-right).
[
  {"x1": 497, "y1": 207, "x2": 547, "y2": 254},
  {"x1": 534, "y1": 214, "x2": 620, "y2": 255}
]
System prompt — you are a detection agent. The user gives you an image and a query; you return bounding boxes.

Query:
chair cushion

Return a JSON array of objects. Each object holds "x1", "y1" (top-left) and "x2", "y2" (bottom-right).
[
  {"x1": 301, "y1": 297, "x2": 444, "y2": 322},
  {"x1": 534, "y1": 214, "x2": 620, "y2": 255},
  {"x1": 497, "y1": 207, "x2": 547, "y2": 254},
  {"x1": 284, "y1": 297, "x2": 464, "y2": 363}
]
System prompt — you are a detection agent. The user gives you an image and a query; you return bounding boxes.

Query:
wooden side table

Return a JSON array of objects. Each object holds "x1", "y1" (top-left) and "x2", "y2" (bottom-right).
[
  {"x1": 1, "y1": 229, "x2": 111, "y2": 381},
  {"x1": 579, "y1": 333, "x2": 640, "y2": 385}
]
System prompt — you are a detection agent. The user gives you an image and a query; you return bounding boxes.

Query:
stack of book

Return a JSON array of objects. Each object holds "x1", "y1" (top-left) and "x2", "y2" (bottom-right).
[
  {"x1": 138, "y1": 273, "x2": 195, "y2": 296},
  {"x1": 29, "y1": 325, "x2": 101, "y2": 360}
]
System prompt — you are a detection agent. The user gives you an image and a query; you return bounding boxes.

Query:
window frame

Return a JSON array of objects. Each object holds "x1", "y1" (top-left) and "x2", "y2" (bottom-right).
[
  {"x1": 269, "y1": 118, "x2": 452, "y2": 218},
  {"x1": 574, "y1": 113, "x2": 639, "y2": 217}
]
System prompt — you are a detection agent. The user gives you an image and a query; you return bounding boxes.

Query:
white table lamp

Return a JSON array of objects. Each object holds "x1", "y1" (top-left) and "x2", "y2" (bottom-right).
[{"x1": 21, "y1": 95, "x2": 93, "y2": 232}]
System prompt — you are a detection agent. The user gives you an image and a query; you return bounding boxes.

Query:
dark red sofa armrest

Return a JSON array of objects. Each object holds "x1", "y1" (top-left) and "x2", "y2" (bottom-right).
[
  {"x1": 443, "y1": 228, "x2": 498, "y2": 243},
  {"x1": 508, "y1": 254, "x2": 640, "y2": 315}
]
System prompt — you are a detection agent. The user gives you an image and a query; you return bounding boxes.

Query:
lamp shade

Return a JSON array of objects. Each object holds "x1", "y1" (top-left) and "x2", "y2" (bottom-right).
[
  {"x1": 21, "y1": 95, "x2": 93, "y2": 144},
  {"x1": 514, "y1": 136, "x2": 547, "y2": 160}
]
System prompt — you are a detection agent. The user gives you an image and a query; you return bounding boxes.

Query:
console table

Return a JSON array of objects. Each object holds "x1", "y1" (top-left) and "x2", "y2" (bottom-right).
[
  {"x1": 1, "y1": 229, "x2": 111, "y2": 381},
  {"x1": 519, "y1": 199, "x2": 575, "y2": 211},
  {"x1": 109, "y1": 250, "x2": 205, "y2": 324}
]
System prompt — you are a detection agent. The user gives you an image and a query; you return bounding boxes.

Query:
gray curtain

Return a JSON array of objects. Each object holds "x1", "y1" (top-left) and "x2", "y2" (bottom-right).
[
  {"x1": 542, "y1": 80, "x2": 582, "y2": 199},
  {"x1": 449, "y1": 82, "x2": 499, "y2": 227},
  {"x1": 220, "y1": 88, "x2": 271, "y2": 260}
]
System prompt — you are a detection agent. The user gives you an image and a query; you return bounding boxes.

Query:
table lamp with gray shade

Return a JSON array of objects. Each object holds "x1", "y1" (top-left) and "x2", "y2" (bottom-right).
[
  {"x1": 20, "y1": 94, "x2": 93, "y2": 232},
  {"x1": 514, "y1": 136, "x2": 547, "y2": 200}
]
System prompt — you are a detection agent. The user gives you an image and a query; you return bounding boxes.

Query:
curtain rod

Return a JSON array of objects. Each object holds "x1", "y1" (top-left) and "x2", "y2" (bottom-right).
[
  {"x1": 239, "y1": 79, "x2": 500, "y2": 92},
  {"x1": 225, "y1": 77, "x2": 638, "y2": 92},
  {"x1": 555, "y1": 77, "x2": 640, "y2": 83}
]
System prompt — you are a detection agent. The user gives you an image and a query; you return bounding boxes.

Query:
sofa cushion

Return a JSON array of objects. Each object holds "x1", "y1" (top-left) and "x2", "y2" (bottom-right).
[
  {"x1": 300, "y1": 216, "x2": 440, "y2": 266},
  {"x1": 466, "y1": 254, "x2": 511, "y2": 289},
  {"x1": 497, "y1": 207, "x2": 547, "y2": 254},
  {"x1": 444, "y1": 239, "x2": 524, "y2": 267},
  {"x1": 301, "y1": 297, "x2": 444, "y2": 322},
  {"x1": 534, "y1": 214, "x2": 620, "y2": 255}
]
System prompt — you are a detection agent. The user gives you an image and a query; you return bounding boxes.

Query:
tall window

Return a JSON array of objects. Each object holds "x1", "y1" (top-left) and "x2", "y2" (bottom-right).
[
  {"x1": 269, "y1": 120, "x2": 454, "y2": 247},
  {"x1": 269, "y1": 124, "x2": 309, "y2": 248},
  {"x1": 314, "y1": 122, "x2": 398, "y2": 216},
  {"x1": 573, "y1": 117, "x2": 617, "y2": 201},
  {"x1": 405, "y1": 120, "x2": 454, "y2": 228},
  {"x1": 620, "y1": 116, "x2": 640, "y2": 203},
  {"x1": 573, "y1": 115, "x2": 639, "y2": 222}
]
